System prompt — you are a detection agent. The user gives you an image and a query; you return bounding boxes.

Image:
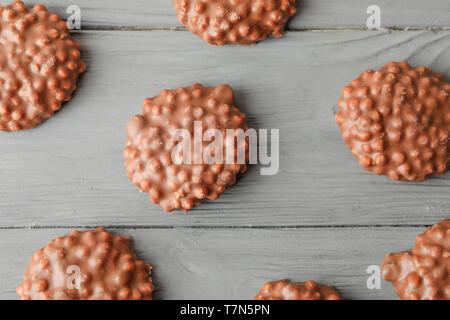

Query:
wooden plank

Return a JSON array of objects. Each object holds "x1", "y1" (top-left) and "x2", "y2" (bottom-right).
[
  {"x1": 1, "y1": 30, "x2": 449, "y2": 228},
  {"x1": 12, "y1": 0, "x2": 450, "y2": 29},
  {"x1": 0, "y1": 226, "x2": 423, "y2": 300}
]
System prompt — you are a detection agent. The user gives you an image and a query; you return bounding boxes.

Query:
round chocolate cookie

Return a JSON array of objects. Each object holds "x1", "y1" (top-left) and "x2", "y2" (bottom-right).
[
  {"x1": 124, "y1": 83, "x2": 249, "y2": 212},
  {"x1": 254, "y1": 279, "x2": 341, "y2": 300},
  {"x1": 173, "y1": 0, "x2": 297, "y2": 45},
  {"x1": 0, "y1": 1, "x2": 85, "y2": 131},
  {"x1": 382, "y1": 219, "x2": 450, "y2": 300},
  {"x1": 335, "y1": 61, "x2": 450, "y2": 182},
  {"x1": 16, "y1": 227, "x2": 153, "y2": 300}
]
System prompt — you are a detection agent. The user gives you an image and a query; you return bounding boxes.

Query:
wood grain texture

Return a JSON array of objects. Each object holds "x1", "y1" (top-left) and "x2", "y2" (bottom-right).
[
  {"x1": 9, "y1": 0, "x2": 450, "y2": 29},
  {"x1": 1, "y1": 30, "x2": 449, "y2": 228},
  {"x1": 0, "y1": 226, "x2": 425, "y2": 300},
  {"x1": 0, "y1": 1, "x2": 449, "y2": 302}
]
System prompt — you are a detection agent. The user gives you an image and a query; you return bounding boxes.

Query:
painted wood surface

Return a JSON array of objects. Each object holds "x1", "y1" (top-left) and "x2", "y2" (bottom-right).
[
  {"x1": 8, "y1": 0, "x2": 450, "y2": 29},
  {"x1": 1, "y1": 226, "x2": 425, "y2": 299},
  {"x1": 0, "y1": 30, "x2": 449, "y2": 228},
  {"x1": 0, "y1": 0, "x2": 449, "y2": 301}
]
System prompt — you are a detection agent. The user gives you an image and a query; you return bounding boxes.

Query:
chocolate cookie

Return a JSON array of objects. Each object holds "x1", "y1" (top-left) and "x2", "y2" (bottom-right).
[
  {"x1": 16, "y1": 227, "x2": 153, "y2": 300},
  {"x1": 0, "y1": 1, "x2": 85, "y2": 131},
  {"x1": 336, "y1": 61, "x2": 449, "y2": 182},
  {"x1": 173, "y1": 0, "x2": 297, "y2": 45},
  {"x1": 124, "y1": 83, "x2": 249, "y2": 212},
  {"x1": 254, "y1": 279, "x2": 341, "y2": 300},
  {"x1": 382, "y1": 219, "x2": 450, "y2": 300}
]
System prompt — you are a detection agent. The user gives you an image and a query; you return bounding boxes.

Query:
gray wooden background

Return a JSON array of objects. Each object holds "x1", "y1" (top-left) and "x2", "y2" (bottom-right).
[{"x1": 0, "y1": 0, "x2": 449, "y2": 300}]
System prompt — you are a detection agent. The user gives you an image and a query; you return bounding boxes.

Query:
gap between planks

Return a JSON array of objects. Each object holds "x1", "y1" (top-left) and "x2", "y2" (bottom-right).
[
  {"x1": 75, "y1": 26, "x2": 450, "y2": 32},
  {"x1": 0, "y1": 224, "x2": 435, "y2": 230}
]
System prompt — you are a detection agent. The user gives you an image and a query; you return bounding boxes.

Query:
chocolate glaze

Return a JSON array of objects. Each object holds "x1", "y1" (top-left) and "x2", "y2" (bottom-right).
[
  {"x1": 336, "y1": 61, "x2": 450, "y2": 182},
  {"x1": 254, "y1": 279, "x2": 341, "y2": 300},
  {"x1": 124, "y1": 83, "x2": 249, "y2": 212},
  {"x1": 382, "y1": 219, "x2": 450, "y2": 300},
  {"x1": 173, "y1": 0, "x2": 297, "y2": 45},
  {"x1": 0, "y1": 1, "x2": 85, "y2": 131},
  {"x1": 16, "y1": 227, "x2": 153, "y2": 300}
]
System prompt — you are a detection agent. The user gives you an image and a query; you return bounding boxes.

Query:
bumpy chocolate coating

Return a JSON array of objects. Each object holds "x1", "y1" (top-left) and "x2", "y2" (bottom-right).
[
  {"x1": 16, "y1": 227, "x2": 153, "y2": 300},
  {"x1": 336, "y1": 62, "x2": 450, "y2": 182},
  {"x1": 382, "y1": 219, "x2": 450, "y2": 300},
  {"x1": 0, "y1": 1, "x2": 85, "y2": 131},
  {"x1": 124, "y1": 83, "x2": 249, "y2": 212},
  {"x1": 173, "y1": 0, "x2": 297, "y2": 45},
  {"x1": 254, "y1": 279, "x2": 341, "y2": 300}
]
